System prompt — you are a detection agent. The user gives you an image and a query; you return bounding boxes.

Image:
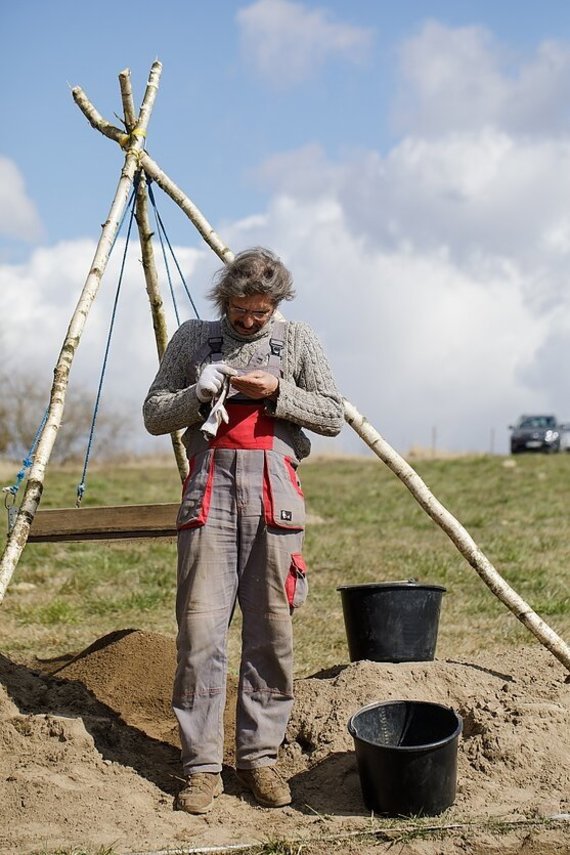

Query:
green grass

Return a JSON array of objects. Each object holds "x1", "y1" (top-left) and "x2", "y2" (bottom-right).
[{"x1": 1, "y1": 453, "x2": 569, "y2": 671}]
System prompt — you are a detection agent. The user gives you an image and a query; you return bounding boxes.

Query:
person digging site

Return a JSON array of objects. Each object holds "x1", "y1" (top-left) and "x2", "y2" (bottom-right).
[{"x1": 143, "y1": 247, "x2": 344, "y2": 813}]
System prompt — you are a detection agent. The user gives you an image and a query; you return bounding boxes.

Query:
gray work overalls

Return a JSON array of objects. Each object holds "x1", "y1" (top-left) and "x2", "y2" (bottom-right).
[{"x1": 173, "y1": 321, "x2": 308, "y2": 774}]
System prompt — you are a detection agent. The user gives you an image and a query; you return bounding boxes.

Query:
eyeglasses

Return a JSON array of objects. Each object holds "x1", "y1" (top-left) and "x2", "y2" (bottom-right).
[{"x1": 228, "y1": 304, "x2": 274, "y2": 320}]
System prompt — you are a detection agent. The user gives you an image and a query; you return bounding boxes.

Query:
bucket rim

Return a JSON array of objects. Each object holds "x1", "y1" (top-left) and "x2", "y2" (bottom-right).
[
  {"x1": 337, "y1": 582, "x2": 447, "y2": 593},
  {"x1": 347, "y1": 699, "x2": 462, "y2": 752}
]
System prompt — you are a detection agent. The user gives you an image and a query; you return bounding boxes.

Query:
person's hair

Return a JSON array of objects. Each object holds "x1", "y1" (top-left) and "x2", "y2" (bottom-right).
[{"x1": 208, "y1": 247, "x2": 295, "y2": 315}]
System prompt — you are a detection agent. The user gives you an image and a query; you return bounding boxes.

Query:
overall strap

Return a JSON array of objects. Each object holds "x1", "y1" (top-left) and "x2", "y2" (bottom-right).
[
  {"x1": 245, "y1": 319, "x2": 287, "y2": 373},
  {"x1": 268, "y1": 319, "x2": 286, "y2": 374},
  {"x1": 206, "y1": 320, "x2": 224, "y2": 362},
  {"x1": 192, "y1": 321, "x2": 224, "y2": 368}
]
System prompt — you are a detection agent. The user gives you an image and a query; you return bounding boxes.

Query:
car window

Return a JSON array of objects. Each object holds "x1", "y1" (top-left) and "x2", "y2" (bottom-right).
[{"x1": 518, "y1": 417, "x2": 556, "y2": 429}]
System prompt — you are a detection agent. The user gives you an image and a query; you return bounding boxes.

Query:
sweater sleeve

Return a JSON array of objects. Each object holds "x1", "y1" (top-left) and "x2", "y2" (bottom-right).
[
  {"x1": 269, "y1": 321, "x2": 344, "y2": 436},
  {"x1": 142, "y1": 321, "x2": 206, "y2": 436}
]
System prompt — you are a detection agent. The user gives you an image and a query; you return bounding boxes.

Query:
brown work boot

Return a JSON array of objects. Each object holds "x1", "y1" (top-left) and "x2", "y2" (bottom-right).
[
  {"x1": 236, "y1": 766, "x2": 291, "y2": 807},
  {"x1": 174, "y1": 772, "x2": 223, "y2": 814}
]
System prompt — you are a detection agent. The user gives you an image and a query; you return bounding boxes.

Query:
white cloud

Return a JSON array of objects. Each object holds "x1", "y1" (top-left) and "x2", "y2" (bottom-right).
[
  {"x1": 0, "y1": 157, "x2": 44, "y2": 242},
  {"x1": 334, "y1": 131, "x2": 570, "y2": 313},
  {"x1": 236, "y1": 0, "x2": 373, "y2": 86},
  {"x1": 252, "y1": 143, "x2": 341, "y2": 198},
  {"x1": 254, "y1": 130, "x2": 570, "y2": 322},
  {"x1": 395, "y1": 21, "x2": 570, "y2": 137}
]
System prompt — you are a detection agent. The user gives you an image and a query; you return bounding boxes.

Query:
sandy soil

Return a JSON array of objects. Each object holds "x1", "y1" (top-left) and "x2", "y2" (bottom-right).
[{"x1": 1, "y1": 629, "x2": 569, "y2": 855}]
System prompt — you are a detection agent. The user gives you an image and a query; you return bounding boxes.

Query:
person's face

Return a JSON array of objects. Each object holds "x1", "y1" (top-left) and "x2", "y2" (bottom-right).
[{"x1": 226, "y1": 294, "x2": 275, "y2": 336}]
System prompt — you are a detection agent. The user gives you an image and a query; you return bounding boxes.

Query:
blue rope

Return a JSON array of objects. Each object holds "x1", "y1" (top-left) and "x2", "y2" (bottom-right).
[
  {"x1": 3, "y1": 407, "x2": 49, "y2": 499},
  {"x1": 147, "y1": 181, "x2": 201, "y2": 321},
  {"x1": 76, "y1": 186, "x2": 138, "y2": 506}
]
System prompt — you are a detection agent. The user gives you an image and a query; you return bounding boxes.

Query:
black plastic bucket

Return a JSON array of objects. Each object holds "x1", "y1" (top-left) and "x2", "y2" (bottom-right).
[
  {"x1": 348, "y1": 699, "x2": 462, "y2": 816},
  {"x1": 337, "y1": 581, "x2": 446, "y2": 663}
]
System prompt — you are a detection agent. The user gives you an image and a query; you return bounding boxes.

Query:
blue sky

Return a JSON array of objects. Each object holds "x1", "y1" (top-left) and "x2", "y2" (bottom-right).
[{"x1": 3, "y1": 0, "x2": 570, "y2": 458}]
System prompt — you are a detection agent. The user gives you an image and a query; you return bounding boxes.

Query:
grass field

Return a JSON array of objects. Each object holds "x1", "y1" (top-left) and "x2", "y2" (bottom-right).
[{"x1": 1, "y1": 451, "x2": 569, "y2": 672}]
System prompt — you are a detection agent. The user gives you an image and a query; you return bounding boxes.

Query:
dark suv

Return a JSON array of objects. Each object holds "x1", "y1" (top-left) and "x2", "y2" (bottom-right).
[{"x1": 509, "y1": 414, "x2": 560, "y2": 454}]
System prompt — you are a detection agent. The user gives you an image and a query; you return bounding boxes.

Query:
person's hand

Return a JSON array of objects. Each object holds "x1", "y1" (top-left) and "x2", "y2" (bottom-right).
[
  {"x1": 196, "y1": 363, "x2": 237, "y2": 402},
  {"x1": 230, "y1": 371, "x2": 279, "y2": 400}
]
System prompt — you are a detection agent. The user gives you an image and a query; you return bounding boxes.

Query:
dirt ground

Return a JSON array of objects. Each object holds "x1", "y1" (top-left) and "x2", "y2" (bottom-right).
[{"x1": 1, "y1": 629, "x2": 569, "y2": 855}]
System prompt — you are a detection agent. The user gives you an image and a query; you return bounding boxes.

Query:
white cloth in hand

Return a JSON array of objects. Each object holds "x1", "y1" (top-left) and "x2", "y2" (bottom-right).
[
  {"x1": 201, "y1": 379, "x2": 230, "y2": 439},
  {"x1": 196, "y1": 362, "x2": 237, "y2": 402}
]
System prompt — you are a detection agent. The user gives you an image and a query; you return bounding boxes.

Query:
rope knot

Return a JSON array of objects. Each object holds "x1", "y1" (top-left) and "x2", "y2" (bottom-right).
[
  {"x1": 76, "y1": 483, "x2": 85, "y2": 508},
  {"x1": 119, "y1": 126, "x2": 147, "y2": 158}
]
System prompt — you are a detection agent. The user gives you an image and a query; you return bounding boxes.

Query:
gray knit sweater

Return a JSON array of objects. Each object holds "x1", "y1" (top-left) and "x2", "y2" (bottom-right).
[{"x1": 143, "y1": 314, "x2": 344, "y2": 460}]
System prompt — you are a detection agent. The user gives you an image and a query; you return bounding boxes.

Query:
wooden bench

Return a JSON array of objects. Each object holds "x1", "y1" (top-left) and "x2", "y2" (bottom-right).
[{"x1": 27, "y1": 502, "x2": 180, "y2": 543}]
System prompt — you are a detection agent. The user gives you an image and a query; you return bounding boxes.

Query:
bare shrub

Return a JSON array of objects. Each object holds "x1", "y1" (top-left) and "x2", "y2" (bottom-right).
[{"x1": 1, "y1": 370, "x2": 133, "y2": 464}]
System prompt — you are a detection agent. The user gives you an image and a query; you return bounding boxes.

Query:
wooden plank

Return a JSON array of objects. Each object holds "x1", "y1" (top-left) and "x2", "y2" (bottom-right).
[{"x1": 28, "y1": 502, "x2": 179, "y2": 543}]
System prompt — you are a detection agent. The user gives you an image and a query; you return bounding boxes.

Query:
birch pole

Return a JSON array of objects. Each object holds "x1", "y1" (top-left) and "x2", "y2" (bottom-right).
[
  {"x1": 134, "y1": 175, "x2": 189, "y2": 482},
  {"x1": 119, "y1": 69, "x2": 188, "y2": 482},
  {"x1": 139, "y1": 153, "x2": 234, "y2": 264},
  {"x1": 343, "y1": 400, "x2": 570, "y2": 672},
  {"x1": 0, "y1": 61, "x2": 162, "y2": 605}
]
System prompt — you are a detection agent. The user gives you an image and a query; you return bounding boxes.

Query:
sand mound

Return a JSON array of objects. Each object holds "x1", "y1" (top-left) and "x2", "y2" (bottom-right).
[{"x1": 1, "y1": 630, "x2": 569, "y2": 855}]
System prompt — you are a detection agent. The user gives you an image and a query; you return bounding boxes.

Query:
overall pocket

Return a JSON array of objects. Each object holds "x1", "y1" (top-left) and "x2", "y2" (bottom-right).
[
  {"x1": 263, "y1": 451, "x2": 305, "y2": 531},
  {"x1": 176, "y1": 451, "x2": 216, "y2": 530},
  {"x1": 285, "y1": 553, "x2": 308, "y2": 609}
]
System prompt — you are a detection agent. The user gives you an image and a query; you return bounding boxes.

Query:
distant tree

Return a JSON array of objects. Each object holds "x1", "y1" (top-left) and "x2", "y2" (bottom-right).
[{"x1": 0, "y1": 369, "x2": 133, "y2": 463}]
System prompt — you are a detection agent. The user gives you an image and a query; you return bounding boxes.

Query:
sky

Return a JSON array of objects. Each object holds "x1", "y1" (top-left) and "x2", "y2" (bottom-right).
[{"x1": 3, "y1": 0, "x2": 570, "y2": 461}]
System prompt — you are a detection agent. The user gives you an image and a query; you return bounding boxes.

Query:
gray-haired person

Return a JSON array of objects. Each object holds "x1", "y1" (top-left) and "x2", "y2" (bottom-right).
[{"x1": 143, "y1": 247, "x2": 343, "y2": 814}]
